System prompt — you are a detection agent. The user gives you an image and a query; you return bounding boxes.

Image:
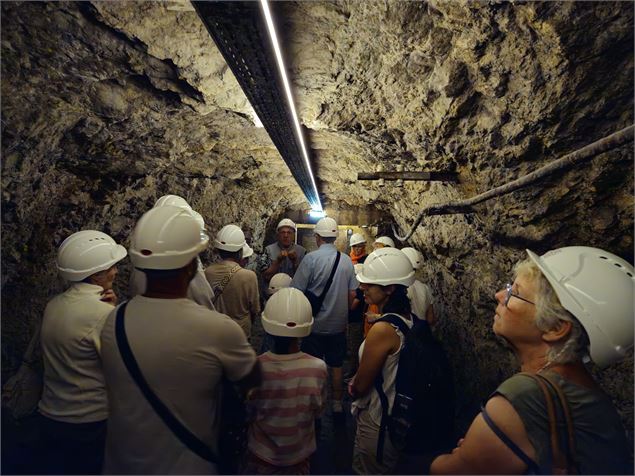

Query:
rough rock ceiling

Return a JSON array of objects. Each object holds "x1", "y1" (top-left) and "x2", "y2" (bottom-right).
[{"x1": 1, "y1": 1, "x2": 633, "y2": 436}]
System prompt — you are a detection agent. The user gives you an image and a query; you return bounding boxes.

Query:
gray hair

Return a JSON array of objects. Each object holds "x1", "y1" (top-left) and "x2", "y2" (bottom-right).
[{"x1": 513, "y1": 259, "x2": 589, "y2": 365}]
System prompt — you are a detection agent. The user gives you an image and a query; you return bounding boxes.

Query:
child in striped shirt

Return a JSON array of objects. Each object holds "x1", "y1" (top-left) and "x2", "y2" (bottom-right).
[{"x1": 245, "y1": 288, "x2": 327, "y2": 475}]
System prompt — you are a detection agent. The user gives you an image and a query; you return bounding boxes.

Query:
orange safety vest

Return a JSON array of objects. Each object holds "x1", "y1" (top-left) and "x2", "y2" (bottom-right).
[{"x1": 350, "y1": 250, "x2": 366, "y2": 265}]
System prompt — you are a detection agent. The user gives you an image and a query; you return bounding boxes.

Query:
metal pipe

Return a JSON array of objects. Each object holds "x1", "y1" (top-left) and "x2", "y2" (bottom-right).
[{"x1": 393, "y1": 125, "x2": 635, "y2": 241}]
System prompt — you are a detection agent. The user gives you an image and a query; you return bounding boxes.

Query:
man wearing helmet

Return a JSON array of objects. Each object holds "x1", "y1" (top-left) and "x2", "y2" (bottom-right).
[
  {"x1": 258, "y1": 218, "x2": 306, "y2": 284},
  {"x1": 129, "y1": 194, "x2": 216, "y2": 310},
  {"x1": 100, "y1": 206, "x2": 260, "y2": 474},
  {"x1": 373, "y1": 236, "x2": 395, "y2": 250},
  {"x1": 38, "y1": 230, "x2": 127, "y2": 474},
  {"x1": 205, "y1": 224, "x2": 261, "y2": 340},
  {"x1": 401, "y1": 247, "x2": 436, "y2": 325},
  {"x1": 291, "y1": 217, "x2": 358, "y2": 414}
]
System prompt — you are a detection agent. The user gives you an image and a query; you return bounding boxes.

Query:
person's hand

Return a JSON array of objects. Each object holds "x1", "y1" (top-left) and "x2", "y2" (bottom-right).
[
  {"x1": 100, "y1": 289, "x2": 118, "y2": 306},
  {"x1": 277, "y1": 251, "x2": 288, "y2": 262},
  {"x1": 287, "y1": 250, "x2": 297, "y2": 263}
]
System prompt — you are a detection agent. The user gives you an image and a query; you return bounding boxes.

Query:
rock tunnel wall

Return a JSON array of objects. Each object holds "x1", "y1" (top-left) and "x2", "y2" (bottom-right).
[{"x1": 2, "y1": 0, "x2": 633, "y2": 444}]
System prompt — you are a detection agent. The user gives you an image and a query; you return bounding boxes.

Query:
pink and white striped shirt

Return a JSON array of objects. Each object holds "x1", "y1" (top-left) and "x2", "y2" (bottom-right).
[{"x1": 247, "y1": 351, "x2": 327, "y2": 466}]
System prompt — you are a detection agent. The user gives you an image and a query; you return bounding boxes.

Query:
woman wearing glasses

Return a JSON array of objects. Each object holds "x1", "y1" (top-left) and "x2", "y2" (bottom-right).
[{"x1": 431, "y1": 246, "x2": 633, "y2": 474}]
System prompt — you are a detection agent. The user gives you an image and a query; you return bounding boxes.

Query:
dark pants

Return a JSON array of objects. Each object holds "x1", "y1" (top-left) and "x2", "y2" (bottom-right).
[
  {"x1": 301, "y1": 332, "x2": 346, "y2": 367},
  {"x1": 38, "y1": 415, "x2": 107, "y2": 475}
]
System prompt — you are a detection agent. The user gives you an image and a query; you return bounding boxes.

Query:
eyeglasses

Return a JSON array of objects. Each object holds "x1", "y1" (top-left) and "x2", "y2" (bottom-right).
[{"x1": 504, "y1": 283, "x2": 535, "y2": 307}]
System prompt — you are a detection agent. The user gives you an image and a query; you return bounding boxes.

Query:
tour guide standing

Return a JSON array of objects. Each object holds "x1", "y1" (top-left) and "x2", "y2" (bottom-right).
[
  {"x1": 100, "y1": 205, "x2": 260, "y2": 474},
  {"x1": 291, "y1": 217, "x2": 358, "y2": 414},
  {"x1": 258, "y1": 218, "x2": 306, "y2": 283}
]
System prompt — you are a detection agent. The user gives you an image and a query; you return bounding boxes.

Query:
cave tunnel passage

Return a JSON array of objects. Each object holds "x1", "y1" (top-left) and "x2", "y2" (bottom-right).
[{"x1": 1, "y1": 1, "x2": 634, "y2": 474}]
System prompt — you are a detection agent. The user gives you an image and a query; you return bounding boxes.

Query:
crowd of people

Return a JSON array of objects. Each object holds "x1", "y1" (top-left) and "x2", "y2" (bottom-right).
[{"x1": 31, "y1": 194, "x2": 633, "y2": 474}]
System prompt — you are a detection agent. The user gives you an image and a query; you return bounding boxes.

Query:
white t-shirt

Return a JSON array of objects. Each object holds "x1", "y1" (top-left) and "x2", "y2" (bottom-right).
[
  {"x1": 129, "y1": 258, "x2": 216, "y2": 311},
  {"x1": 407, "y1": 280, "x2": 434, "y2": 320},
  {"x1": 100, "y1": 297, "x2": 257, "y2": 474},
  {"x1": 39, "y1": 282, "x2": 114, "y2": 423}
]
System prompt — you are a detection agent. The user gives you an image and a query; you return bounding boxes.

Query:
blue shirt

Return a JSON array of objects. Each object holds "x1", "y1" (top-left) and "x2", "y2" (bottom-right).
[{"x1": 291, "y1": 244, "x2": 358, "y2": 334}]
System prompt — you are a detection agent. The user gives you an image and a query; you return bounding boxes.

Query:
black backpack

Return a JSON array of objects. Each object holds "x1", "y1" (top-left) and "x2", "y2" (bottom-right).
[{"x1": 374, "y1": 314, "x2": 455, "y2": 463}]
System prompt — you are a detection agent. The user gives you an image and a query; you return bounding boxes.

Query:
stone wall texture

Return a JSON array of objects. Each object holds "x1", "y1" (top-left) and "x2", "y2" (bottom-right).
[{"x1": 2, "y1": 0, "x2": 633, "y2": 443}]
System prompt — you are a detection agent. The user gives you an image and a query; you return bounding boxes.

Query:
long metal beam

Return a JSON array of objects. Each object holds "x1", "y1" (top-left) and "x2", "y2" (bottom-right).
[{"x1": 192, "y1": 1, "x2": 321, "y2": 210}]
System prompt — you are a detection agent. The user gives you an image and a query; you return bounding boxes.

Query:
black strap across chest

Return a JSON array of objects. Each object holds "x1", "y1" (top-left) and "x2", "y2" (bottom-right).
[{"x1": 115, "y1": 302, "x2": 218, "y2": 464}]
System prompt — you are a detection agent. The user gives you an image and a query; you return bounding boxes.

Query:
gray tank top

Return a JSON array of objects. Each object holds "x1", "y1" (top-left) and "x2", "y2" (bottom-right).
[{"x1": 495, "y1": 371, "x2": 632, "y2": 474}]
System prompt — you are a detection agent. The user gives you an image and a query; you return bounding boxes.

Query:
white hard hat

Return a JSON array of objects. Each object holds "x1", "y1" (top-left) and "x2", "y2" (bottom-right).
[
  {"x1": 277, "y1": 218, "x2": 296, "y2": 231},
  {"x1": 357, "y1": 248, "x2": 415, "y2": 287},
  {"x1": 190, "y1": 210, "x2": 205, "y2": 230},
  {"x1": 527, "y1": 246, "x2": 634, "y2": 368},
  {"x1": 129, "y1": 205, "x2": 209, "y2": 270},
  {"x1": 350, "y1": 233, "x2": 366, "y2": 246},
  {"x1": 353, "y1": 263, "x2": 364, "y2": 276},
  {"x1": 267, "y1": 273, "x2": 292, "y2": 296},
  {"x1": 262, "y1": 288, "x2": 314, "y2": 337},
  {"x1": 374, "y1": 236, "x2": 395, "y2": 248},
  {"x1": 213, "y1": 224, "x2": 246, "y2": 252},
  {"x1": 314, "y1": 217, "x2": 338, "y2": 238},
  {"x1": 242, "y1": 243, "x2": 254, "y2": 259},
  {"x1": 153, "y1": 194, "x2": 191, "y2": 209},
  {"x1": 57, "y1": 230, "x2": 127, "y2": 281},
  {"x1": 401, "y1": 247, "x2": 423, "y2": 270}
]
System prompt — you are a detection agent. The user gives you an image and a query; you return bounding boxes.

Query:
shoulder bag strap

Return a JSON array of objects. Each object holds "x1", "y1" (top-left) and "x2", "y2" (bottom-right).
[
  {"x1": 115, "y1": 302, "x2": 218, "y2": 464},
  {"x1": 371, "y1": 313, "x2": 408, "y2": 465},
  {"x1": 480, "y1": 403, "x2": 543, "y2": 474},
  {"x1": 212, "y1": 264, "x2": 241, "y2": 304},
  {"x1": 538, "y1": 373, "x2": 579, "y2": 474},
  {"x1": 519, "y1": 372, "x2": 568, "y2": 474},
  {"x1": 315, "y1": 252, "x2": 341, "y2": 309},
  {"x1": 373, "y1": 372, "x2": 389, "y2": 465},
  {"x1": 376, "y1": 313, "x2": 410, "y2": 337}
]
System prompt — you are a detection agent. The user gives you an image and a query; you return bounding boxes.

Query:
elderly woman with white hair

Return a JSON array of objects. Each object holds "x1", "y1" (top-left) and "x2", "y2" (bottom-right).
[{"x1": 431, "y1": 246, "x2": 633, "y2": 475}]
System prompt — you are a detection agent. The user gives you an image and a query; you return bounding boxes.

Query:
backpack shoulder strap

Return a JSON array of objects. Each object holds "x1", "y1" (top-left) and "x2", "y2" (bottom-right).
[
  {"x1": 375, "y1": 313, "x2": 410, "y2": 337},
  {"x1": 372, "y1": 312, "x2": 410, "y2": 465},
  {"x1": 374, "y1": 371, "x2": 389, "y2": 465},
  {"x1": 115, "y1": 302, "x2": 218, "y2": 464}
]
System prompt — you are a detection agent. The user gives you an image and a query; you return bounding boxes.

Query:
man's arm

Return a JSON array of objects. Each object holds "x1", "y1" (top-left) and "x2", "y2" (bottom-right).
[
  {"x1": 290, "y1": 257, "x2": 310, "y2": 292},
  {"x1": 234, "y1": 360, "x2": 262, "y2": 397},
  {"x1": 348, "y1": 290, "x2": 357, "y2": 310}
]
